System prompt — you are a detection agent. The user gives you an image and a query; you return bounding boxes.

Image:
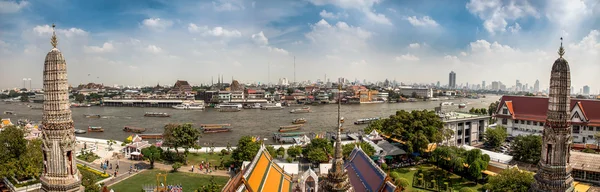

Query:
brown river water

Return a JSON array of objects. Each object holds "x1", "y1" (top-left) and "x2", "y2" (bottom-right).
[{"x1": 0, "y1": 95, "x2": 500, "y2": 146}]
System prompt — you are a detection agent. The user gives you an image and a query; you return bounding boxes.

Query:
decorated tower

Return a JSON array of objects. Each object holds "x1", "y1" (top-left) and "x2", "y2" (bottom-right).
[
  {"x1": 321, "y1": 82, "x2": 353, "y2": 192},
  {"x1": 531, "y1": 38, "x2": 574, "y2": 192},
  {"x1": 40, "y1": 24, "x2": 83, "y2": 192}
]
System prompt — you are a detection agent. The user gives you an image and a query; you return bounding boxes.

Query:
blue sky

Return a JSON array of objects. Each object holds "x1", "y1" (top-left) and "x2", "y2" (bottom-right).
[{"x1": 1, "y1": 0, "x2": 599, "y2": 92}]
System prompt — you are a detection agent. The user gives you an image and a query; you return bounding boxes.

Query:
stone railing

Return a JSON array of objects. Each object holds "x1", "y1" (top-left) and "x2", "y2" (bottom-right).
[{"x1": 2, "y1": 177, "x2": 41, "y2": 192}]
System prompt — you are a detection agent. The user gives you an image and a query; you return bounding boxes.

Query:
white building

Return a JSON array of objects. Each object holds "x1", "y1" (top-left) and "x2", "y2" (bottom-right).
[
  {"x1": 398, "y1": 87, "x2": 433, "y2": 98},
  {"x1": 439, "y1": 112, "x2": 489, "y2": 146}
]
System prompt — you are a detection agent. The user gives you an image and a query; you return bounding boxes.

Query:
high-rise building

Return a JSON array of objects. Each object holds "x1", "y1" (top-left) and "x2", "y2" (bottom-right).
[
  {"x1": 534, "y1": 79, "x2": 540, "y2": 92},
  {"x1": 436, "y1": 81, "x2": 440, "y2": 88},
  {"x1": 449, "y1": 71, "x2": 456, "y2": 89},
  {"x1": 531, "y1": 39, "x2": 574, "y2": 192},
  {"x1": 491, "y1": 81, "x2": 499, "y2": 90},
  {"x1": 482, "y1": 81, "x2": 486, "y2": 90},
  {"x1": 40, "y1": 24, "x2": 83, "y2": 192},
  {"x1": 583, "y1": 85, "x2": 590, "y2": 95}
]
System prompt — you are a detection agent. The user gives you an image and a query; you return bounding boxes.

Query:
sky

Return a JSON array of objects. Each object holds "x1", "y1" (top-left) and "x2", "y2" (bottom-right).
[{"x1": 0, "y1": 0, "x2": 599, "y2": 92}]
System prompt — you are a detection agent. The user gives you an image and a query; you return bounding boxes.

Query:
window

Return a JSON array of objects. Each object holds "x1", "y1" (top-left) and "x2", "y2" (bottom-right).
[
  {"x1": 503, "y1": 108, "x2": 508, "y2": 114},
  {"x1": 521, "y1": 120, "x2": 525, "y2": 124},
  {"x1": 527, "y1": 121, "x2": 531, "y2": 125},
  {"x1": 596, "y1": 127, "x2": 600, "y2": 132},
  {"x1": 534, "y1": 122, "x2": 538, "y2": 126},
  {"x1": 515, "y1": 120, "x2": 519, "y2": 124},
  {"x1": 589, "y1": 135, "x2": 594, "y2": 139},
  {"x1": 502, "y1": 118, "x2": 507, "y2": 125},
  {"x1": 546, "y1": 144, "x2": 552, "y2": 164},
  {"x1": 583, "y1": 127, "x2": 587, "y2": 131},
  {"x1": 573, "y1": 126, "x2": 580, "y2": 134}
]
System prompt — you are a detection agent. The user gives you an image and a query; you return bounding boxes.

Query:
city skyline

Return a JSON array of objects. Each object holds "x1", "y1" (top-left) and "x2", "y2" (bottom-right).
[{"x1": 1, "y1": 0, "x2": 600, "y2": 90}]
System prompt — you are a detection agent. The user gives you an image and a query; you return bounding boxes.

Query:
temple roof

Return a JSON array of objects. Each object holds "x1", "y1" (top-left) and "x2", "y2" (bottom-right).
[
  {"x1": 494, "y1": 96, "x2": 600, "y2": 126},
  {"x1": 346, "y1": 147, "x2": 397, "y2": 192},
  {"x1": 223, "y1": 145, "x2": 294, "y2": 192}
]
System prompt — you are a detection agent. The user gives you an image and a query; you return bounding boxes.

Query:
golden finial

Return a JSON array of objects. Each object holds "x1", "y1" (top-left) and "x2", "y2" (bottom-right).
[
  {"x1": 50, "y1": 23, "x2": 58, "y2": 48},
  {"x1": 558, "y1": 37, "x2": 565, "y2": 58}
]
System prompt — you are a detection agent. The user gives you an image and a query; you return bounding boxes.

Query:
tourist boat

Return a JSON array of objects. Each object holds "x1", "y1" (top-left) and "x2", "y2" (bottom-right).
[
  {"x1": 219, "y1": 103, "x2": 242, "y2": 112},
  {"x1": 200, "y1": 124, "x2": 231, "y2": 128},
  {"x1": 261, "y1": 103, "x2": 283, "y2": 110},
  {"x1": 172, "y1": 103, "x2": 204, "y2": 110},
  {"x1": 202, "y1": 127, "x2": 231, "y2": 134},
  {"x1": 244, "y1": 103, "x2": 261, "y2": 109},
  {"x1": 459, "y1": 103, "x2": 467, "y2": 109},
  {"x1": 144, "y1": 112, "x2": 170, "y2": 117},
  {"x1": 74, "y1": 129, "x2": 87, "y2": 134},
  {"x1": 292, "y1": 118, "x2": 307, "y2": 124},
  {"x1": 88, "y1": 126, "x2": 104, "y2": 132},
  {"x1": 123, "y1": 126, "x2": 146, "y2": 133},
  {"x1": 290, "y1": 106, "x2": 311, "y2": 113},
  {"x1": 71, "y1": 103, "x2": 91, "y2": 107},
  {"x1": 3, "y1": 111, "x2": 16, "y2": 115},
  {"x1": 354, "y1": 117, "x2": 381, "y2": 125},
  {"x1": 84, "y1": 114, "x2": 101, "y2": 118},
  {"x1": 279, "y1": 124, "x2": 303, "y2": 132}
]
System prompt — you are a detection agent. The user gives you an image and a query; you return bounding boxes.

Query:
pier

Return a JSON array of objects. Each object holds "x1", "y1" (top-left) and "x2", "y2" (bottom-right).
[{"x1": 102, "y1": 99, "x2": 184, "y2": 108}]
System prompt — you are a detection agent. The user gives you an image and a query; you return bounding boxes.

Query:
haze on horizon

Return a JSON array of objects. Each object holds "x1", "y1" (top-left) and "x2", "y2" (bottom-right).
[{"x1": 0, "y1": 0, "x2": 599, "y2": 92}]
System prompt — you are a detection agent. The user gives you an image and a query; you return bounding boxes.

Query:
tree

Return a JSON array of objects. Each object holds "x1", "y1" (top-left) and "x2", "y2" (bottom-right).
[
  {"x1": 75, "y1": 93, "x2": 85, "y2": 103},
  {"x1": 196, "y1": 176, "x2": 221, "y2": 192},
  {"x1": 163, "y1": 123, "x2": 201, "y2": 161},
  {"x1": 525, "y1": 93, "x2": 535, "y2": 96},
  {"x1": 458, "y1": 188, "x2": 476, "y2": 192},
  {"x1": 277, "y1": 147, "x2": 285, "y2": 158},
  {"x1": 18, "y1": 139, "x2": 43, "y2": 178},
  {"x1": 232, "y1": 136, "x2": 260, "y2": 164},
  {"x1": 484, "y1": 126, "x2": 507, "y2": 151},
  {"x1": 510, "y1": 135, "x2": 542, "y2": 164},
  {"x1": 106, "y1": 140, "x2": 116, "y2": 151},
  {"x1": 286, "y1": 145, "x2": 302, "y2": 160},
  {"x1": 141, "y1": 146, "x2": 163, "y2": 169},
  {"x1": 488, "y1": 101, "x2": 499, "y2": 116},
  {"x1": 395, "y1": 178, "x2": 410, "y2": 191},
  {"x1": 303, "y1": 138, "x2": 332, "y2": 164},
  {"x1": 0, "y1": 126, "x2": 29, "y2": 178},
  {"x1": 20, "y1": 93, "x2": 29, "y2": 102},
  {"x1": 306, "y1": 149, "x2": 328, "y2": 163},
  {"x1": 266, "y1": 145, "x2": 276, "y2": 156},
  {"x1": 484, "y1": 167, "x2": 534, "y2": 192},
  {"x1": 172, "y1": 162, "x2": 182, "y2": 172},
  {"x1": 81, "y1": 168, "x2": 101, "y2": 192},
  {"x1": 342, "y1": 142, "x2": 375, "y2": 159}
]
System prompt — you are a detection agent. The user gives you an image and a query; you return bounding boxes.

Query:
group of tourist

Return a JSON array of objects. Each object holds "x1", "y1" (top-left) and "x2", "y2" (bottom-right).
[{"x1": 191, "y1": 161, "x2": 216, "y2": 174}]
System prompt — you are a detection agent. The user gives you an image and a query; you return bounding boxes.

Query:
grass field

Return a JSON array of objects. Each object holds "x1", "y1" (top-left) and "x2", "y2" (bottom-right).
[
  {"x1": 187, "y1": 153, "x2": 233, "y2": 167},
  {"x1": 109, "y1": 169, "x2": 229, "y2": 192},
  {"x1": 392, "y1": 164, "x2": 483, "y2": 192}
]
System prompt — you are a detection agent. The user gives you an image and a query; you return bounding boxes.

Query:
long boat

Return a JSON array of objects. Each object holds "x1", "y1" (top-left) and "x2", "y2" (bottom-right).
[
  {"x1": 88, "y1": 126, "x2": 104, "y2": 132},
  {"x1": 274, "y1": 132, "x2": 306, "y2": 137},
  {"x1": 218, "y1": 103, "x2": 242, "y2": 112},
  {"x1": 292, "y1": 118, "x2": 307, "y2": 124},
  {"x1": 202, "y1": 127, "x2": 231, "y2": 134},
  {"x1": 199, "y1": 124, "x2": 231, "y2": 128},
  {"x1": 74, "y1": 129, "x2": 87, "y2": 134},
  {"x1": 354, "y1": 117, "x2": 381, "y2": 125},
  {"x1": 279, "y1": 124, "x2": 303, "y2": 132},
  {"x1": 139, "y1": 133, "x2": 163, "y2": 139},
  {"x1": 84, "y1": 114, "x2": 101, "y2": 118},
  {"x1": 290, "y1": 106, "x2": 311, "y2": 113},
  {"x1": 144, "y1": 112, "x2": 170, "y2": 117},
  {"x1": 123, "y1": 126, "x2": 146, "y2": 133}
]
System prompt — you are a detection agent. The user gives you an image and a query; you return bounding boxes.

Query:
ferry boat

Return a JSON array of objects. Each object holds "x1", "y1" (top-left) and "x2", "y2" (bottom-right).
[
  {"x1": 144, "y1": 112, "x2": 170, "y2": 117},
  {"x1": 261, "y1": 103, "x2": 283, "y2": 110},
  {"x1": 84, "y1": 114, "x2": 101, "y2": 118},
  {"x1": 218, "y1": 103, "x2": 242, "y2": 112},
  {"x1": 290, "y1": 106, "x2": 311, "y2": 113},
  {"x1": 74, "y1": 129, "x2": 87, "y2": 134},
  {"x1": 202, "y1": 127, "x2": 231, "y2": 134},
  {"x1": 200, "y1": 123, "x2": 231, "y2": 128},
  {"x1": 279, "y1": 124, "x2": 303, "y2": 132},
  {"x1": 172, "y1": 103, "x2": 204, "y2": 110},
  {"x1": 292, "y1": 118, "x2": 307, "y2": 124},
  {"x1": 354, "y1": 117, "x2": 381, "y2": 125},
  {"x1": 88, "y1": 126, "x2": 104, "y2": 132},
  {"x1": 244, "y1": 103, "x2": 262, "y2": 109},
  {"x1": 123, "y1": 126, "x2": 147, "y2": 133}
]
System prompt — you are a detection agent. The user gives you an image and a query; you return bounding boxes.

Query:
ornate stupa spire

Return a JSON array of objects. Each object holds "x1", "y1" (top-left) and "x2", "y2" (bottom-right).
[
  {"x1": 50, "y1": 23, "x2": 58, "y2": 48},
  {"x1": 531, "y1": 37, "x2": 574, "y2": 192},
  {"x1": 321, "y1": 81, "x2": 353, "y2": 192},
  {"x1": 40, "y1": 24, "x2": 84, "y2": 191}
]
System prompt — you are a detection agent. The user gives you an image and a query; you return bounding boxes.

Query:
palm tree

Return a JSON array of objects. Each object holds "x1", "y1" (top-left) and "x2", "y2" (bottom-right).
[{"x1": 106, "y1": 139, "x2": 116, "y2": 151}]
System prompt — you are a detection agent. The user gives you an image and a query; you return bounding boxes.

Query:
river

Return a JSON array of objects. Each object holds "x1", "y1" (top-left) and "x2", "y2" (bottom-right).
[{"x1": 0, "y1": 95, "x2": 500, "y2": 146}]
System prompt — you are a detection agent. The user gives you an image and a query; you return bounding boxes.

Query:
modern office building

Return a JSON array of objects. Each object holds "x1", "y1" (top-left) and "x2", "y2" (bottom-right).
[{"x1": 449, "y1": 71, "x2": 456, "y2": 89}]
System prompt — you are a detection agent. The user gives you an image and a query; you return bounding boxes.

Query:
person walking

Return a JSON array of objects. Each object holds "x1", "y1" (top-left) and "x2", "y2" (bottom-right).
[{"x1": 191, "y1": 165, "x2": 194, "y2": 172}]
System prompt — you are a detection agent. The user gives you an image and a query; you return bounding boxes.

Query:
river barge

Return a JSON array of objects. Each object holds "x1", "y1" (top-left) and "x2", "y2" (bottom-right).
[
  {"x1": 290, "y1": 106, "x2": 311, "y2": 113},
  {"x1": 88, "y1": 126, "x2": 104, "y2": 132},
  {"x1": 123, "y1": 126, "x2": 147, "y2": 133},
  {"x1": 202, "y1": 127, "x2": 231, "y2": 134},
  {"x1": 292, "y1": 118, "x2": 307, "y2": 124},
  {"x1": 279, "y1": 124, "x2": 303, "y2": 132},
  {"x1": 84, "y1": 114, "x2": 101, "y2": 118},
  {"x1": 139, "y1": 133, "x2": 163, "y2": 139},
  {"x1": 144, "y1": 112, "x2": 170, "y2": 117}
]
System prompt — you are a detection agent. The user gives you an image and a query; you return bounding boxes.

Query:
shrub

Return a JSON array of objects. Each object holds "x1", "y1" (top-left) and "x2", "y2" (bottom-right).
[
  {"x1": 221, "y1": 149, "x2": 229, "y2": 156},
  {"x1": 389, "y1": 172, "x2": 400, "y2": 180},
  {"x1": 459, "y1": 187, "x2": 477, "y2": 192},
  {"x1": 286, "y1": 157, "x2": 293, "y2": 163},
  {"x1": 162, "y1": 150, "x2": 185, "y2": 163},
  {"x1": 172, "y1": 162, "x2": 183, "y2": 172},
  {"x1": 380, "y1": 163, "x2": 388, "y2": 170}
]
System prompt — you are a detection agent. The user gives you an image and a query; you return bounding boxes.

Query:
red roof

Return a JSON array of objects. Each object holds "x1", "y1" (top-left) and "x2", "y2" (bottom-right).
[
  {"x1": 247, "y1": 89, "x2": 256, "y2": 94},
  {"x1": 496, "y1": 96, "x2": 600, "y2": 125}
]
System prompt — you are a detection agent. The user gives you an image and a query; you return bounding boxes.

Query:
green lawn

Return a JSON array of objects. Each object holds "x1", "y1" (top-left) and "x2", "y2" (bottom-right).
[
  {"x1": 187, "y1": 153, "x2": 233, "y2": 167},
  {"x1": 78, "y1": 167, "x2": 109, "y2": 183},
  {"x1": 109, "y1": 169, "x2": 229, "y2": 192},
  {"x1": 391, "y1": 164, "x2": 483, "y2": 192}
]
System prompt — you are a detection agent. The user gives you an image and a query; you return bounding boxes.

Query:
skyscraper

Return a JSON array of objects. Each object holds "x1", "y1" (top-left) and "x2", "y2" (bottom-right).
[
  {"x1": 583, "y1": 85, "x2": 590, "y2": 95},
  {"x1": 449, "y1": 71, "x2": 456, "y2": 89},
  {"x1": 482, "y1": 81, "x2": 486, "y2": 90},
  {"x1": 534, "y1": 80, "x2": 540, "y2": 93},
  {"x1": 531, "y1": 38, "x2": 574, "y2": 192},
  {"x1": 40, "y1": 24, "x2": 83, "y2": 192}
]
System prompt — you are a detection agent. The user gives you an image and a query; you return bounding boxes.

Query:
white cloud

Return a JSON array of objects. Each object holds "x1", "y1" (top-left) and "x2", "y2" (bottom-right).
[
  {"x1": 409, "y1": 43, "x2": 420, "y2": 49},
  {"x1": 145, "y1": 45, "x2": 162, "y2": 54},
  {"x1": 444, "y1": 55, "x2": 460, "y2": 63},
  {"x1": 84, "y1": 42, "x2": 114, "y2": 53},
  {"x1": 267, "y1": 47, "x2": 289, "y2": 55},
  {"x1": 395, "y1": 54, "x2": 420, "y2": 61},
  {"x1": 545, "y1": 0, "x2": 592, "y2": 29},
  {"x1": 508, "y1": 23, "x2": 521, "y2": 33},
  {"x1": 0, "y1": 0, "x2": 29, "y2": 13},
  {"x1": 460, "y1": 52, "x2": 468, "y2": 56},
  {"x1": 213, "y1": 0, "x2": 245, "y2": 11},
  {"x1": 141, "y1": 18, "x2": 173, "y2": 31},
  {"x1": 305, "y1": 19, "x2": 372, "y2": 56},
  {"x1": 469, "y1": 39, "x2": 515, "y2": 53},
  {"x1": 319, "y1": 10, "x2": 348, "y2": 19},
  {"x1": 308, "y1": 0, "x2": 391, "y2": 25},
  {"x1": 251, "y1": 31, "x2": 269, "y2": 45},
  {"x1": 32, "y1": 25, "x2": 88, "y2": 37},
  {"x1": 568, "y1": 30, "x2": 600, "y2": 55},
  {"x1": 405, "y1": 16, "x2": 439, "y2": 27},
  {"x1": 466, "y1": 0, "x2": 538, "y2": 34},
  {"x1": 188, "y1": 24, "x2": 242, "y2": 38},
  {"x1": 351, "y1": 59, "x2": 368, "y2": 65}
]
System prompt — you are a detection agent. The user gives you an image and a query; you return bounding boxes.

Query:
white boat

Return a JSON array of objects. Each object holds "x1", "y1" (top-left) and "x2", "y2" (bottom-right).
[
  {"x1": 261, "y1": 103, "x2": 283, "y2": 110},
  {"x1": 248, "y1": 103, "x2": 262, "y2": 109},
  {"x1": 290, "y1": 106, "x2": 311, "y2": 113},
  {"x1": 172, "y1": 103, "x2": 205, "y2": 110},
  {"x1": 219, "y1": 103, "x2": 243, "y2": 112},
  {"x1": 354, "y1": 117, "x2": 381, "y2": 125}
]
